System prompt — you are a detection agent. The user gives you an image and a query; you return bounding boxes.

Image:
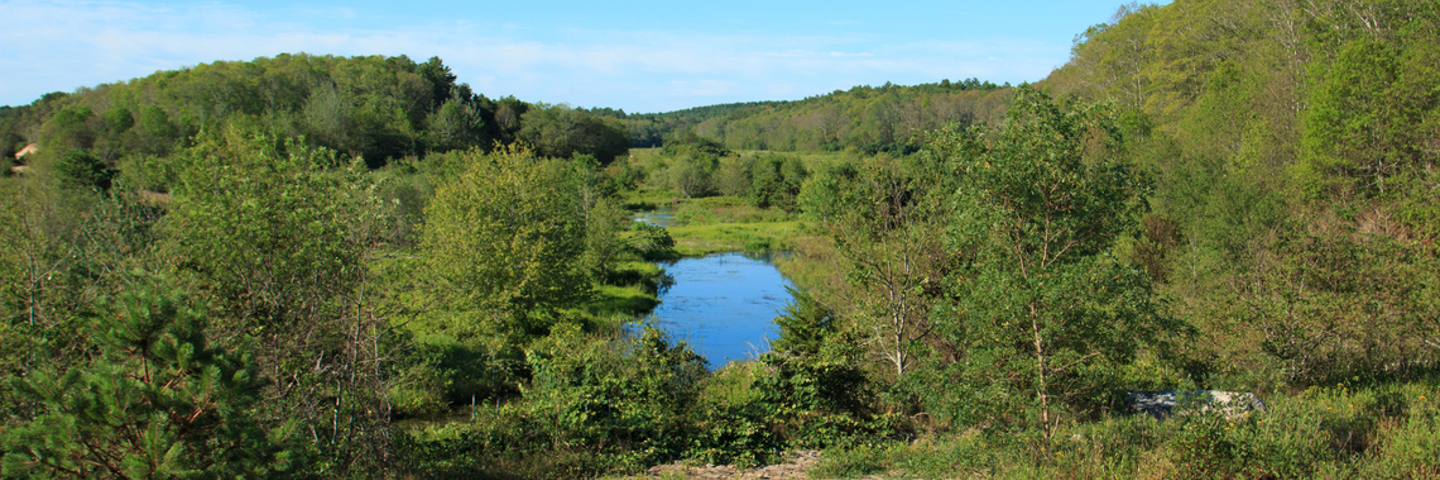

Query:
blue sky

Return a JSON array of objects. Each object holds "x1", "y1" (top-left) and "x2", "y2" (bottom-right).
[{"x1": 0, "y1": 0, "x2": 1158, "y2": 113}]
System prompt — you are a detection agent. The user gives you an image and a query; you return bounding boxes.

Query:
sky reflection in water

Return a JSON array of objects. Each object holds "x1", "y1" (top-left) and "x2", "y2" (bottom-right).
[{"x1": 647, "y1": 252, "x2": 794, "y2": 367}]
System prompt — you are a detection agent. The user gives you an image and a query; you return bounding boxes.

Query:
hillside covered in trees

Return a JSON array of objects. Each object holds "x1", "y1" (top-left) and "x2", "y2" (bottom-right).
[
  {"x1": 1039, "y1": 0, "x2": 1440, "y2": 384},
  {"x1": 589, "y1": 79, "x2": 1012, "y2": 155},
  {"x1": 0, "y1": 53, "x2": 632, "y2": 172},
  {"x1": 2, "y1": 0, "x2": 1440, "y2": 478}
]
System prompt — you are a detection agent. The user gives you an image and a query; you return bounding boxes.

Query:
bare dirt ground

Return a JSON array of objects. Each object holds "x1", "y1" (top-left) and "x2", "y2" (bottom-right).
[{"x1": 635, "y1": 450, "x2": 823, "y2": 479}]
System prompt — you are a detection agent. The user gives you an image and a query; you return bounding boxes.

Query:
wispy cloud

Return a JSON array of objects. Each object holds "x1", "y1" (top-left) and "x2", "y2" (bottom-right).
[{"x1": 0, "y1": 0, "x2": 1069, "y2": 111}]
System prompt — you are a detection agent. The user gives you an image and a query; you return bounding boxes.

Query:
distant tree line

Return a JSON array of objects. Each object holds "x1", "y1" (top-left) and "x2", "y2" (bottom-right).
[{"x1": 589, "y1": 79, "x2": 1013, "y2": 154}]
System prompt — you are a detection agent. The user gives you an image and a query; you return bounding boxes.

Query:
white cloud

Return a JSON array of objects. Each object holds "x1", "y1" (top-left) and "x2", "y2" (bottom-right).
[
  {"x1": 667, "y1": 79, "x2": 738, "y2": 97},
  {"x1": 0, "y1": 0, "x2": 1069, "y2": 111}
]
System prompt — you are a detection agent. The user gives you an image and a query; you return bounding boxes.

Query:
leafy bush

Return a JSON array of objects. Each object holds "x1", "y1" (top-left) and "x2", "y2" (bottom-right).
[
  {"x1": 628, "y1": 222, "x2": 677, "y2": 260},
  {"x1": 402, "y1": 324, "x2": 710, "y2": 478}
]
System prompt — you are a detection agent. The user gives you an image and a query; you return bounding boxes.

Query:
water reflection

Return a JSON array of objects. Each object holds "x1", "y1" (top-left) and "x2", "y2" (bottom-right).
[
  {"x1": 645, "y1": 252, "x2": 794, "y2": 367},
  {"x1": 633, "y1": 209, "x2": 677, "y2": 228}
]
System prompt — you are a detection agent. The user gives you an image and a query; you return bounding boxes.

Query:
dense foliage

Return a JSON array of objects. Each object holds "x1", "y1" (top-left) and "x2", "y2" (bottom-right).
[
  {"x1": 602, "y1": 79, "x2": 1012, "y2": 155},
  {"x1": 3, "y1": 279, "x2": 299, "y2": 477},
  {"x1": 1045, "y1": 0, "x2": 1440, "y2": 386},
  {"x1": 3, "y1": 0, "x2": 1440, "y2": 477},
  {"x1": 0, "y1": 54, "x2": 628, "y2": 172}
]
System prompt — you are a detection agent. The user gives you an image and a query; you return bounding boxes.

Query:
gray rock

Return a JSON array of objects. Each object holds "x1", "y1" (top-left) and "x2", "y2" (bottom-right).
[{"x1": 1125, "y1": 390, "x2": 1265, "y2": 420}]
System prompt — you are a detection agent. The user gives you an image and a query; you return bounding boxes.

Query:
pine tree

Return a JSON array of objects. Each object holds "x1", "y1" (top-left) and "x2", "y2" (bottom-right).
[{"x1": 1, "y1": 278, "x2": 300, "y2": 478}]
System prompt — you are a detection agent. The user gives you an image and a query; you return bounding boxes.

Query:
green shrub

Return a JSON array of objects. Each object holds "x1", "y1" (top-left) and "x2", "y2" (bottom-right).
[
  {"x1": 810, "y1": 442, "x2": 901, "y2": 478},
  {"x1": 1361, "y1": 385, "x2": 1440, "y2": 477},
  {"x1": 1, "y1": 279, "x2": 301, "y2": 477},
  {"x1": 55, "y1": 149, "x2": 116, "y2": 190},
  {"x1": 628, "y1": 222, "x2": 678, "y2": 260},
  {"x1": 400, "y1": 325, "x2": 711, "y2": 478}
]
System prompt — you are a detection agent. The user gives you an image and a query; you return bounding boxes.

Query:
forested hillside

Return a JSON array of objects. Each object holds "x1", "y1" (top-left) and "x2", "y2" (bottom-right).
[
  {"x1": 602, "y1": 101, "x2": 788, "y2": 148},
  {"x1": 1039, "y1": 0, "x2": 1440, "y2": 385},
  {"x1": 0, "y1": 53, "x2": 631, "y2": 171},
  {"x1": 2, "y1": 0, "x2": 1439, "y2": 478},
  {"x1": 609, "y1": 79, "x2": 1012, "y2": 154}
]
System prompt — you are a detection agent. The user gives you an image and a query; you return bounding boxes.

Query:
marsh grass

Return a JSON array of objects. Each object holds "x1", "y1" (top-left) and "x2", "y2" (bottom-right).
[
  {"x1": 617, "y1": 189, "x2": 807, "y2": 256},
  {"x1": 586, "y1": 285, "x2": 660, "y2": 317},
  {"x1": 671, "y1": 196, "x2": 794, "y2": 224},
  {"x1": 621, "y1": 186, "x2": 678, "y2": 211},
  {"x1": 667, "y1": 221, "x2": 802, "y2": 255}
]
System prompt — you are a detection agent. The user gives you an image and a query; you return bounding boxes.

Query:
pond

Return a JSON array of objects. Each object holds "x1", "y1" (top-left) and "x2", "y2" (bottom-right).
[
  {"x1": 645, "y1": 251, "x2": 794, "y2": 367},
  {"x1": 633, "y1": 209, "x2": 677, "y2": 228}
]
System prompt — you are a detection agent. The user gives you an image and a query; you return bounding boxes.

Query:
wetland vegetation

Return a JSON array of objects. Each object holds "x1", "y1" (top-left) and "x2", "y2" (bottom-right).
[{"x1": 3, "y1": 0, "x2": 1440, "y2": 477}]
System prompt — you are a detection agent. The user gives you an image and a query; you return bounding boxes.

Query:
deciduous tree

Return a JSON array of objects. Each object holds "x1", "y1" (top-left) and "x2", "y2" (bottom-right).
[
  {"x1": 931, "y1": 87, "x2": 1180, "y2": 435},
  {"x1": 420, "y1": 146, "x2": 589, "y2": 345}
]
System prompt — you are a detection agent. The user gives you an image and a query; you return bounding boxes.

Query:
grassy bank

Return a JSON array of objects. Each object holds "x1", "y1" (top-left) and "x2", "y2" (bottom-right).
[
  {"x1": 668, "y1": 221, "x2": 801, "y2": 256},
  {"x1": 622, "y1": 192, "x2": 804, "y2": 256},
  {"x1": 585, "y1": 261, "x2": 666, "y2": 318},
  {"x1": 810, "y1": 380, "x2": 1440, "y2": 479}
]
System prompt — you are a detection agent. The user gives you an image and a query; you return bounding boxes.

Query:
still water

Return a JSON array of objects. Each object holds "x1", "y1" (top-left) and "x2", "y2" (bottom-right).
[
  {"x1": 633, "y1": 210, "x2": 677, "y2": 228},
  {"x1": 646, "y1": 252, "x2": 794, "y2": 367}
]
